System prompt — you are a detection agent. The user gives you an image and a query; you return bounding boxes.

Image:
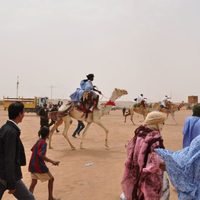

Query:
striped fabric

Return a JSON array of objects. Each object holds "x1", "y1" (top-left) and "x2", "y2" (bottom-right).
[{"x1": 28, "y1": 139, "x2": 49, "y2": 173}]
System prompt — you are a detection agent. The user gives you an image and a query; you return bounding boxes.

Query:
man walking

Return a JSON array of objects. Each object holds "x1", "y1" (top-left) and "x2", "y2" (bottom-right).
[{"x1": 0, "y1": 102, "x2": 35, "y2": 200}]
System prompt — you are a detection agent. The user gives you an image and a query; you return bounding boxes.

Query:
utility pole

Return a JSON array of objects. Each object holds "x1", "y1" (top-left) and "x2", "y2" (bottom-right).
[
  {"x1": 16, "y1": 76, "x2": 19, "y2": 98},
  {"x1": 170, "y1": 90, "x2": 172, "y2": 99},
  {"x1": 50, "y1": 85, "x2": 54, "y2": 100}
]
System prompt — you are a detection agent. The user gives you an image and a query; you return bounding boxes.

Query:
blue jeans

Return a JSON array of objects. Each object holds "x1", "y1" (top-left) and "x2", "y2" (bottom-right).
[{"x1": 0, "y1": 180, "x2": 35, "y2": 200}]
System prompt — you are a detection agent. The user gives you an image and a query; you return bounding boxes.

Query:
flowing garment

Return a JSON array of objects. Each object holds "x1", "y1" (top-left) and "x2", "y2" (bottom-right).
[
  {"x1": 121, "y1": 126, "x2": 165, "y2": 200},
  {"x1": 156, "y1": 134, "x2": 200, "y2": 200},
  {"x1": 70, "y1": 80, "x2": 94, "y2": 102}
]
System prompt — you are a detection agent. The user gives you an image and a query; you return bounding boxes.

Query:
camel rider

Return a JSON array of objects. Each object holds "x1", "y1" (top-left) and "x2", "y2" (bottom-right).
[
  {"x1": 70, "y1": 73, "x2": 102, "y2": 111},
  {"x1": 160, "y1": 95, "x2": 171, "y2": 109},
  {"x1": 136, "y1": 94, "x2": 147, "y2": 108},
  {"x1": 82, "y1": 74, "x2": 102, "y2": 110}
]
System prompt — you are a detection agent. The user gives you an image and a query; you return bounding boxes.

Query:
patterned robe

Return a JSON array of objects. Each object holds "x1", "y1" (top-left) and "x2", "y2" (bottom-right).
[
  {"x1": 156, "y1": 134, "x2": 200, "y2": 200},
  {"x1": 121, "y1": 126, "x2": 165, "y2": 200}
]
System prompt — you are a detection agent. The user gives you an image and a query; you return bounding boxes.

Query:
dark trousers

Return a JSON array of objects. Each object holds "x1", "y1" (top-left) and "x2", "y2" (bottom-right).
[
  {"x1": 0, "y1": 179, "x2": 35, "y2": 200},
  {"x1": 72, "y1": 121, "x2": 85, "y2": 136}
]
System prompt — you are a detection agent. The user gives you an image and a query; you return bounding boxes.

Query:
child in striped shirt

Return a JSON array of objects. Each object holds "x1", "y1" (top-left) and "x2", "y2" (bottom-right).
[{"x1": 29, "y1": 126, "x2": 60, "y2": 200}]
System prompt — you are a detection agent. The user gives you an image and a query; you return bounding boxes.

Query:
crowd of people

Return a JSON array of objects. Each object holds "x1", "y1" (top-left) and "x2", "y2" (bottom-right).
[
  {"x1": 0, "y1": 74, "x2": 101, "y2": 199},
  {"x1": 0, "y1": 102, "x2": 63, "y2": 200},
  {"x1": 120, "y1": 104, "x2": 200, "y2": 200},
  {"x1": 1, "y1": 74, "x2": 200, "y2": 200}
]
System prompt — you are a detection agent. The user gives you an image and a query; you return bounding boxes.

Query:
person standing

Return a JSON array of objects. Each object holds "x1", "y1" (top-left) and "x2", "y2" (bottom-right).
[
  {"x1": 39, "y1": 103, "x2": 49, "y2": 128},
  {"x1": 182, "y1": 103, "x2": 200, "y2": 148},
  {"x1": 0, "y1": 102, "x2": 35, "y2": 200},
  {"x1": 156, "y1": 127, "x2": 200, "y2": 200},
  {"x1": 121, "y1": 111, "x2": 168, "y2": 200},
  {"x1": 48, "y1": 104, "x2": 59, "y2": 133}
]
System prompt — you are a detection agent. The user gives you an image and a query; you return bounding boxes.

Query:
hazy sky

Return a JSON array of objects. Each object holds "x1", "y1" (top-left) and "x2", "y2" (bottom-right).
[{"x1": 0, "y1": 0, "x2": 200, "y2": 102}]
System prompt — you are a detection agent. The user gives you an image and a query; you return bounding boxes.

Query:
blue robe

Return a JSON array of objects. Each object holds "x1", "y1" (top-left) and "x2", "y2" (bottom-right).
[
  {"x1": 183, "y1": 116, "x2": 200, "y2": 148},
  {"x1": 70, "y1": 80, "x2": 94, "y2": 102},
  {"x1": 156, "y1": 135, "x2": 200, "y2": 200}
]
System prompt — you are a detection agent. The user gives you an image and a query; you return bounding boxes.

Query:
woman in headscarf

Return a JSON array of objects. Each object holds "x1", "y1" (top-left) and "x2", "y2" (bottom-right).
[{"x1": 121, "y1": 111, "x2": 169, "y2": 200}]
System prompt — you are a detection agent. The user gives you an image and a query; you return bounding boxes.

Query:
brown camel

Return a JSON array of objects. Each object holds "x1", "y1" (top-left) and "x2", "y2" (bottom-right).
[
  {"x1": 123, "y1": 103, "x2": 156, "y2": 124},
  {"x1": 48, "y1": 88, "x2": 128, "y2": 150},
  {"x1": 158, "y1": 101, "x2": 185, "y2": 124},
  {"x1": 124, "y1": 101, "x2": 185, "y2": 125}
]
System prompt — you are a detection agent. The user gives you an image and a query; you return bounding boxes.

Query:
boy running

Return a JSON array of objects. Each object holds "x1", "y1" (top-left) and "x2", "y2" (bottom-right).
[{"x1": 28, "y1": 126, "x2": 60, "y2": 200}]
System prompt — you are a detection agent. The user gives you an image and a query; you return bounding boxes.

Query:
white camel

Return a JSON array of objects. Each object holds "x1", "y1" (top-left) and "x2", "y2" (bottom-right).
[{"x1": 48, "y1": 88, "x2": 128, "y2": 150}]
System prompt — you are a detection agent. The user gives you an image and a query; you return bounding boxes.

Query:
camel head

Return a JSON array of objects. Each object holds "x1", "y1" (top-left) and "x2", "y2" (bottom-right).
[
  {"x1": 115, "y1": 88, "x2": 128, "y2": 96},
  {"x1": 110, "y1": 88, "x2": 128, "y2": 101}
]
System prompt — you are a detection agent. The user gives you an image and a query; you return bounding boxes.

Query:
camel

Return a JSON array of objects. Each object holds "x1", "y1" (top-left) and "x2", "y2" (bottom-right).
[
  {"x1": 124, "y1": 101, "x2": 185, "y2": 125},
  {"x1": 123, "y1": 103, "x2": 156, "y2": 125},
  {"x1": 48, "y1": 88, "x2": 128, "y2": 150},
  {"x1": 157, "y1": 101, "x2": 185, "y2": 124}
]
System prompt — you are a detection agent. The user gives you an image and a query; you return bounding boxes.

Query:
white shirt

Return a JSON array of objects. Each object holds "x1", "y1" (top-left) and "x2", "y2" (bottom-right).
[
  {"x1": 161, "y1": 96, "x2": 171, "y2": 106},
  {"x1": 8, "y1": 119, "x2": 20, "y2": 130},
  {"x1": 137, "y1": 95, "x2": 144, "y2": 104}
]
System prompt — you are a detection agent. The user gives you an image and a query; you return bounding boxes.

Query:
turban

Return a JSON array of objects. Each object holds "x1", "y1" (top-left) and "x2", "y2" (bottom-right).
[
  {"x1": 86, "y1": 74, "x2": 94, "y2": 79},
  {"x1": 144, "y1": 111, "x2": 166, "y2": 125}
]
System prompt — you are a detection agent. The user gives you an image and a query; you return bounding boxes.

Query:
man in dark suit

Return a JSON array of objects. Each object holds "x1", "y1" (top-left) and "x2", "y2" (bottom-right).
[{"x1": 0, "y1": 102, "x2": 35, "y2": 199}]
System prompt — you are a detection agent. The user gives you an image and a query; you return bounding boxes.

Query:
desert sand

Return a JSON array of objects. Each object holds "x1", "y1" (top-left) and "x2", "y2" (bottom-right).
[{"x1": 0, "y1": 105, "x2": 191, "y2": 200}]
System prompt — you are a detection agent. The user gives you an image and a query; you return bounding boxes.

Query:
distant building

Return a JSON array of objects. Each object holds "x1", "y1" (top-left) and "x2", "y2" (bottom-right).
[{"x1": 188, "y1": 96, "x2": 198, "y2": 104}]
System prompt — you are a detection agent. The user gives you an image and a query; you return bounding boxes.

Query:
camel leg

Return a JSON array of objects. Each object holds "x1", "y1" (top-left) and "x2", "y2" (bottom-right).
[
  {"x1": 138, "y1": 112, "x2": 146, "y2": 123},
  {"x1": 93, "y1": 121, "x2": 109, "y2": 149},
  {"x1": 124, "y1": 109, "x2": 129, "y2": 123},
  {"x1": 124, "y1": 115, "x2": 127, "y2": 123},
  {"x1": 49, "y1": 119, "x2": 63, "y2": 149},
  {"x1": 124, "y1": 112, "x2": 131, "y2": 123},
  {"x1": 124, "y1": 112, "x2": 136, "y2": 125},
  {"x1": 170, "y1": 113, "x2": 177, "y2": 125},
  {"x1": 80, "y1": 122, "x2": 92, "y2": 149},
  {"x1": 130, "y1": 113, "x2": 135, "y2": 125},
  {"x1": 124, "y1": 113, "x2": 128, "y2": 123},
  {"x1": 62, "y1": 116, "x2": 76, "y2": 150}
]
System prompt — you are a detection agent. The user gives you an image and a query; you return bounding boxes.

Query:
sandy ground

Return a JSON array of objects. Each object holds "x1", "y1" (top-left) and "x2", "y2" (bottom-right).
[{"x1": 0, "y1": 105, "x2": 191, "y2": 200}]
